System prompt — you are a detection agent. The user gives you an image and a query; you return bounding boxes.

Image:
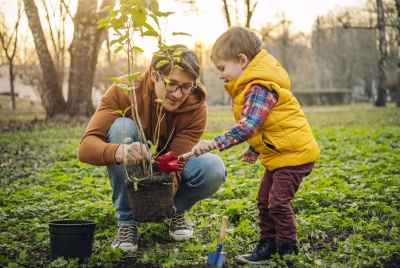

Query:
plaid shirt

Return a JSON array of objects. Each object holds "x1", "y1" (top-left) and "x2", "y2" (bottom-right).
[{"x1": 212, "y1": 85, "x2": 278, "y2": 152}]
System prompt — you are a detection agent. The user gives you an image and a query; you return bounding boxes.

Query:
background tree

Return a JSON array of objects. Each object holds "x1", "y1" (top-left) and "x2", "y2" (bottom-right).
[
  {"x1": 67, "y1": 0, "x2": 115, "y2": 116},
  {"x1": 23, "y1": 0, "x2": 66, "y2": 117},
  {"x1": 260, "y1": 14, "x2": 316, "y2": 91},
  {"x1": 220, "y1": 0, "x2": 258, "y2": 28},
  {"x1": 0, "y1": 1, "x2": 23, "y2": 110},
  {"x1": 177, "y1": 0, "x2": 258, "y2": 28},
  {"x1": 396, "y1": 0, "x2": 400, "y2": 107},
  {"x1": 376, "y1": 0, "x2": 387, "y2": 106},
  {"x1": 23, "y1": 0, "x2": 115, "y2": 118}
]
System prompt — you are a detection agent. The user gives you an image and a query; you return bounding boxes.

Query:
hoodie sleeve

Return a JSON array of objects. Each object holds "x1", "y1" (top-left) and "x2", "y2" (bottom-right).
[{"x1": 78, "y1": 83, "x2": 128, "y2": 166}]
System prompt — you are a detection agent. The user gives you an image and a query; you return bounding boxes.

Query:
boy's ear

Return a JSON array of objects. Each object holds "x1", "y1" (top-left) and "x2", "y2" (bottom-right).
[{"x1": 238, "y1": 53, "x2": 248, "y2": 68}]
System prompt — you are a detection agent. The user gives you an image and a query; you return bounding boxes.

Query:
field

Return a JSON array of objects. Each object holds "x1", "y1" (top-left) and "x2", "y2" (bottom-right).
[{"x1": 0, "y1": 98, "x2": 399, "y2": 267}]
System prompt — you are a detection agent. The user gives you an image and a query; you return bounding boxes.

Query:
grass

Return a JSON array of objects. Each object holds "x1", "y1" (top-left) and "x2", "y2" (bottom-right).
[
  {"x1": 0, "y1": 100, "x2": 399, "y2": 267},
  {"x1": 0, "y1": 95, "x2": 45, "y2": 122}
]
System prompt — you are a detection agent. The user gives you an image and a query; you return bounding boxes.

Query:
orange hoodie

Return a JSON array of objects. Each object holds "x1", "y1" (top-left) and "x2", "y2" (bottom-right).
[{"x1": 78, "y1": 69, "x2": 208, "y2": 188}]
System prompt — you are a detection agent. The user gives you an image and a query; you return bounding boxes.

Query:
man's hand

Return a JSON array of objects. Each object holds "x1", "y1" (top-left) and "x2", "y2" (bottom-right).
[
  {"x1": 191, "y1": 140, "x2": 215, "y2": 156},
  {"x1": 115, "y1": 142, "x2": 152, "y2": 165},
  {"x1": 240, "y1": 148, "x2": 259, "y2": 164}
]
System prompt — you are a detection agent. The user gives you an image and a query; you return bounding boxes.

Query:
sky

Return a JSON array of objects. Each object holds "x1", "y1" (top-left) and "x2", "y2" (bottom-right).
[
  {"x1": 0, "y1": 0, "x2": 366, "y2": 61},
  {"x1": 0, "y1": 0, "x2": 365, "y2": 46},
  {"x1": 154, "y1": 0, "x2": 365, "y2": 47},
  {"x1": 0, "y1": 0, "x2": 365, "y2": 100}
]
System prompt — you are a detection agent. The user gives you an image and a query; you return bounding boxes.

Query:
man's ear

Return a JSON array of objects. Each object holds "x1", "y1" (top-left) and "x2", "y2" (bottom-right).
[
  {"x1": 238, "y1": 53, "x2": 249, "y2": 69},
  {"x1": 150, "y1": 68, "x2": 157, "y2": 83}
]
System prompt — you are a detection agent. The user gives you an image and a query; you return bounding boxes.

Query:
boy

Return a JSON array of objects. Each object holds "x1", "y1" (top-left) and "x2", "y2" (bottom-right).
[{"x1": 190, "y1": 26, "x2": 320, "y2": 264}]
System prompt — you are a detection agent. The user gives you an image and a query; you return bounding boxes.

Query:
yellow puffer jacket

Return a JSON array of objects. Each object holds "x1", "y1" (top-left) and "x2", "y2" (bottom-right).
[{"x1": 224, "y1": 49, "x2": 320, "y2": 171}]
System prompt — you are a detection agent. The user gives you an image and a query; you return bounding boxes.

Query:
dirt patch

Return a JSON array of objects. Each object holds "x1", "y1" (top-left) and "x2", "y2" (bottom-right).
[
  {"x1": 383, "y1": 252, "x2": 400, "y2": 268},
  {"x1": 126, "y1": 172, "x2": 175, "y2": 223}
]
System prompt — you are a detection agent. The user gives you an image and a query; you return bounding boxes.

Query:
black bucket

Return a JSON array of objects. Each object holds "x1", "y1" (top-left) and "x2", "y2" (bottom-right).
[{"x1": 49, "y1": 220, "x2": 97, "y2": 264}]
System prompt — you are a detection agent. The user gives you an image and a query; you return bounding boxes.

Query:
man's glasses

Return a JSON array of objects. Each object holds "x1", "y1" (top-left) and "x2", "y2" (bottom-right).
[{"x1": 157, "y1": 72, "x2": 196, "y2": 95}]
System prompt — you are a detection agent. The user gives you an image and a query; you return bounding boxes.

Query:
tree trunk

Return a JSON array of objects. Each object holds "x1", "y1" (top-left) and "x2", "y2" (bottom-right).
[
  {"x1": 245, "y1": 0, "x2": 258, "y2": 28},
  {"x1": 23, "y1": 0, "x2": 66, "y2": 118},
  {"x1": 375, "y1": 0, "x2": 387, "y2": 106},
  {"x1": 9, "y1": 64, "x2": 16, "y2": 110},
  {"x1": 222, "y1": 0, "x2": 231, "y2": 27},
  {"x1": 67, "y1": 0, "x2": 115, "y2": 117},
  {"x1": 395, "y1": 0, "x2": 400, "y2": 107}
]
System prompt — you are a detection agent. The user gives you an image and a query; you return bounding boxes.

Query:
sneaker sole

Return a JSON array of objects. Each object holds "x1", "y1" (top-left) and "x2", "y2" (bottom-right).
[
  {"x1": 111, "y1": 242, "x2": 138, "y2": 252},
  {"x1": 169, "y1": 229, "x2": 193, "y2": 241},
  {"x1": 235, "y1": 256, "x2": 268, "y2": 265}
]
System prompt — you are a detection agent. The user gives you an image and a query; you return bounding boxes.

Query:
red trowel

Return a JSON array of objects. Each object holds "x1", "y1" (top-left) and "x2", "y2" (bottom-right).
[
  {"x1": 156, "y1": 151, "x2": 192, "y2": 173},
  {"x1": 207, "y1": 216, "x2": 229, "y2": 267}
]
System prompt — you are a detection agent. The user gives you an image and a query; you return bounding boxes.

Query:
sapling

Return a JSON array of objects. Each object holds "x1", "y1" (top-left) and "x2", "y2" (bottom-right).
[
  {"x1": 97, "y1": 0, "x2": 192, "y2": 221},
  {"x1": 98, "y1": 0, "x2": 191, "y2": 180}
]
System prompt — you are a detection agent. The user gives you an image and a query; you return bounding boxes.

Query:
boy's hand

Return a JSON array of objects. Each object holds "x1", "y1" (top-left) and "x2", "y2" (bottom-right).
[
  {"x1": 240, "y1": 149, "x2": 259, "y2": 164},
  {"x1": 191, "y1": 140, "x2": 216, "y2": 156}
]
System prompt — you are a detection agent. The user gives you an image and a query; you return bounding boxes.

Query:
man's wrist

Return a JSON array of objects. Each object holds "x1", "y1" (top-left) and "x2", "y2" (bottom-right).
[{"x1": 115, "y1": 144, "x2": 123, "y2": 164}]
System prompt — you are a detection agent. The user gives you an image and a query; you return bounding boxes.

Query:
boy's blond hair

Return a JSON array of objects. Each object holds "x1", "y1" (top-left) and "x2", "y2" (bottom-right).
[{"x1": 210, "y1": 26, "x2": 263, "y2": 63}]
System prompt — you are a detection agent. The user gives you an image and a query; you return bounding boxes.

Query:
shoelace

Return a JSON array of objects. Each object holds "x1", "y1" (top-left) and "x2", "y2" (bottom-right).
[
  {"x1": 171, "y1": 213, "x2": 190, "y2": 229},
  {"x1": 117, "y1": 226, "x2": 137, "y2": 242},
  {"x1": 242, "y1": 240, "x2": 260, "y2": 254}
]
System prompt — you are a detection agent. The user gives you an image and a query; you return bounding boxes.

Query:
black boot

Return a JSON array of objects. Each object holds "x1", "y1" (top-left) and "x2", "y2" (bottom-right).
[
  {"x1": 236, "y1": 238, "x2": 277, "y2": 264},
  {"x1": 278, "y1": 243, "x2": 298, "y2": 257}
]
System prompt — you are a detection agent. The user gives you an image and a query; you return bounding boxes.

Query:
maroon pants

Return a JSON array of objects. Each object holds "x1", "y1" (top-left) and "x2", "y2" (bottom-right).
[{"x1": 257, "y1": 162, "x2": 315, "y2": 245}]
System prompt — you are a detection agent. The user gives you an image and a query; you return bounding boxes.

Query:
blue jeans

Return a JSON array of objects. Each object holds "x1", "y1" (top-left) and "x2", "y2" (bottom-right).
[{"x1": 106, "y1": 117, "x2": 227, "y2": 226}]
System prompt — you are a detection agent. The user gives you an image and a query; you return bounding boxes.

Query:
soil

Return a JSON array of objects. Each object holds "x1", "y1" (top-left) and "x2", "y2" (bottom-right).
[
  {"x1": 383, "y1": 252, "x2": 400, "y2": 268},
  {"x1": 126, "y1": 172, "x2": 175, "y2": 223},
  {"x1": 105, "y1": 253, "x2": 243, "y2": 268}
]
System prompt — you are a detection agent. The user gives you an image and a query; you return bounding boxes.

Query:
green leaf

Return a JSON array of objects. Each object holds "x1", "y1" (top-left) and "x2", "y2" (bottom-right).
[
  {"x1": 123, "y1": 106, "x2": 132, "y2": 116},
  {"x1": 109, "y1": 10, "x2": 120, "y2": 19},
  {"x1": 149, "y1": 14, "x2": 160, "y2": 29},
  {"x1": 131, "y1": 46, "x2": 145, "y2": 54},
  {"x1": 131, "y1": 8, "x2": 147, "y2": 28},
  {"x1": 172, "y1": 32, "x2": 192, "y2": 37},
  {"x1": 108, "y1": 77, "x2": 122, "y2": 83},
  {"x1": 110, "y1": 34, "x2": 127, "y2": 46},
  {"x1": 141, "y1": 30, "x2": 159, "y2": 37},
  {"x1": 97, "y1": 18, "x2": 110, "y2": 29},
  {"x1": 158, "y1": 44, "x2": 173, "y2": 51},
  {"x1": 157, "y1": 11, "x2": 175, "y2": 17},
  {"x1": 141, "y1": 22, "x2": 158, "y2": 36},
  {"x1": 128, "y1": 72, "x2": 142, "y2": 81},
  {"x1": 144, "y1": 0, "x2": 159, "y2": 14},
  {"x1": 114, "y1": 45, "x2": 124, "y2": 54},
  {"x1": 148, "y1": 140, "x2": 158, "y2": 155},
  {"x1": 174, "y1": 47, "x2": 189, "y2": 55},
  {"x1": 156, "y1": 60, "x2": 169, "y2": 69},
  {"x1": 117, "y1": 83, "x2": 129, "y2": 90},
  {"x1": 153, "y1": 52, "x2": 166, "y2": 57},
  {"x1": 113, "y1": 110, "x2": 124, "y2": 116},
  {"x1": 99, "y1": 5, "x2": 114, "y2": 13}
]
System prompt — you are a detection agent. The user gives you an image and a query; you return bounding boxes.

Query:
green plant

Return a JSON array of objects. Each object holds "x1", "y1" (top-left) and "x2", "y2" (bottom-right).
[
  {"x1": 97, "y1": 0, "x2": 191, "y2": 182},
  {"x1": 1, "y1": 105, "x2": 399, "y2": 267}
]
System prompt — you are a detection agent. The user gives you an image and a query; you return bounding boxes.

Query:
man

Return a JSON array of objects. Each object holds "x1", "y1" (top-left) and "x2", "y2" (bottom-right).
[{"x1": 78, "y1": 44, "x2": 226, "y2": 252}]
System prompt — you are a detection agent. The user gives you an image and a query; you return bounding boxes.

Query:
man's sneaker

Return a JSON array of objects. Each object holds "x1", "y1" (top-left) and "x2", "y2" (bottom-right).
[
  {"x1": 236, "y1": 238, "x2": 277, "y2": 264},
  {"x1": 278, "y1": 243, "x2": 298, "y2": 257},
  {"x1": 111, "y1": 225, "x2": 138, "y2": 252},
  {"x1": 169, "y1": 212, "x2": 193, "y2": 241}
]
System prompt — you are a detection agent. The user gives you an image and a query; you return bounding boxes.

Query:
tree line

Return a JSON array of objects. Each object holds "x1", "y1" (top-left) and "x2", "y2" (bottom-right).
[{"x1": 0, "y1": 0, "x2": 399, "y2": 119}]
